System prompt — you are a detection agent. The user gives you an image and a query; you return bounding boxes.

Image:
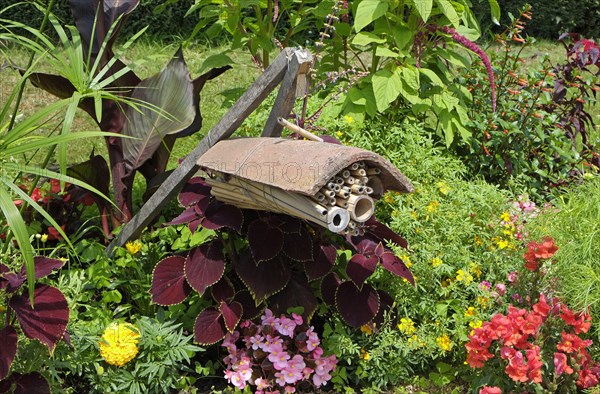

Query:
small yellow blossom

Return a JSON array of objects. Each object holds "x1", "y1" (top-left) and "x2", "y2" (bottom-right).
[
  {"x1": 436, "y1": 334, "x2": 453, "y2": 352},
  {"x1": 432, "y1": 257, "x2": 443, "y2": 267},
  {"x1": 343, "y1": 115, "x2": 354, "y2": 124},
  {"x1": 99, "y1": 322, "x2": 140, "y2": 367},
  {"x1": 360, "y1": 348, "x2": 370, "y2": 360},
  {"x1": 426, "y1": 201, "x2": 439, "y2": 213},
  {"x1": 500, "y1": 212, "x2": 511, "y2": 222},
  {"x1": 469, "y1": 320, "x2": 483, "y2": 329},
  {"x1": 397, "y1": 317, "x2": 416, "y2": 336},
  {"x1": 436, "y1": 181, "x2": 451, "y2": 196},
  {"x1": 360, "y1": 324, "x2": 373, "y2": 335},
  {"x1": 493, "y1": 237, "x2": 510, "y2": 250},
  {"x1": 469, "y1": 262, "x2": 482, "y2": 278},
  {"x1": 455, "y1": 269, "x2": 473, "y2": 284},
  {"x1": 125, "y1": 240, "x2": 142, "y2": 255},
  {"x1": 476, "y1": 296, "x2": 490, "y2": 310},
  {"x1": 383, "y1": 192, "x2": 395, "y2": 204},
  {"x1": 400, "y1": 254, "x2": 412, "y2": 269},
  {"x1": 464, "y1": 307, "x2": 477, "y2": 318},
  {"x1": 410, "y1": 211, "x2": 418, "y2": 219},
  {"x1": 474, "y1": 236, "x2": 483, "y2": 246},
  {"x1": 407, "y1": 334, "x2": 424, "y2": 349},
  {"x1": 336, "y1": 131, "x2": 343, "y2": 138},
  {"x1": 40, "y1": 233, "x2": 48, "y2": 243}
]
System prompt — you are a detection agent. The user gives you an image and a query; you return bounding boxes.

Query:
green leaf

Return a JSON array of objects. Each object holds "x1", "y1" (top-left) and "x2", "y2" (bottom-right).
[
  {"x1": 347, "y1": 87, "x2": 367, "y2": 106},
  {"x1": 413, "y1": 0, "x2": 433, "y2": 22},
  {"x1": 198, "y1": 53, "x2": 235, "y2": 75},
  {"x1": 401, "y1": 67, "x2": 420, "y2": 91},
  {"x1": 435, "y1": 0, "x2": 459, "y2": 26},
  {"x1": 488, "y1": 0, "x2": 501, "y2": 25},
  {"x1": 372, "y1": 69, "x2": 402, "y2": 112},
  {"x1": 352, "y1": 31, "x2": 386, "y2": 46},
  {"x1": 418, "y1": 68, "x2": 444, "y2": 86},
  {"x1": 354, "y1": 0, "x2": 388, "y2": 32},
  {"x1": 392, "y1": 24, "x2": 413, "y2": 51},
  {"x1": 375, "y1": 47, "x2": 401, "y2": 58}
]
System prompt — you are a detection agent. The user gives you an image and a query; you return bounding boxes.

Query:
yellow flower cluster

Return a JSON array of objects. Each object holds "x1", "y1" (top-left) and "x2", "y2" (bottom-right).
[
  {"x1": 464, "y1": 306, "x2": 476, "y2": 318},
  {"x1": 476, "y1": 296, "x2": 491, "y2": 310},
  {"x1": 436, "y1": 334, "x2": 453, "y2": 352},
  {"x1": 431, "y1": 257, "x2": 443, "y2": 267},
  {"x1": 436, "y1": 181, "x2": 451, "y2": 196},
  {"x1": 469, "y1": 262, "x2": 482, "y2": 278},
  {"x1": 397, "y1": 317, "x2": 416, "y2": 336},
  {"x1": 360, "y1": 324, "x2": 373, "y2": 335},
  {"x1": 360, "y1": 348, "x2": 370, "y2": 360},
  {"x1": 426, "y1": 200, "x2": 439, "y2": 213},
  {"x1": 125, "y1": 240, "x2": 142, "y2": 255},
  {"x1": 99, "y1": 322, "x2": 140, "y2": 367},
  {"x1": 455, "y1": 269, "x2": 473, "y2": 284}
]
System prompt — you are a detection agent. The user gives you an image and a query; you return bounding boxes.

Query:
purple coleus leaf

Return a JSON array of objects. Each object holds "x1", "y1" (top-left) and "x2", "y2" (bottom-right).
[
  {"x1": 0, "y1": 325, "x2": 17, "y2": 380},
  {"x1": 335, "y1": 281, "x2": 380, "y2": 328},
  {"x1": 9, "y1": 284, "x2": 69, "y2": 352},
  {"x1": 1, "y1": 372, "x2": 51, "y2": 394},
  {"x1": 234, "y1": 290, "x2": 264, "y2": 320},
  {"x1": 364, "y1": 217, "x2": 409, "y2": 249},
  {"x1": 320, "y1": 272, "x2": 342, "y2": 306},
  {"x1": 179, "y1": 177, "x2": 212, "y2": 207},
  {"x1": 201, "y1": 200, "x2": 243, "y2": 231},
  {"x1": 2, "y1": 272, "x2": 25, "y2": 293},
  {"x1": 247, "y1": 218, "x2": 284, "y2": 263},
  {"x1": 373, "y1": 290, "x2": 398, "y2": 329},
  {"x1": 380, "y1": 252, "x2": 414, "y2": 285},
  {"x1": 21, "y1": 256, "x2": 65, "y2": 280},
  {"x1": 346, "y1": 254, "x2": 379, "y2": 288},
  {"x1": 235, "y1": 251, "x2": 291, "y2": 303},
  {"x1": 151, "y1": 256, "x2": 191, "y2": 306},
  {"x1": 305, "y1": 243, "x2": 337, "y2": 281},
  {"x1": 269, "y1": 273, "x2": 318, "y2": 322},
  {"x1": 219, "y1": 301, "x2": 243, "y2": 333},
  {"x1": 211, "y1": 277, "x2": 235, "y2": 302},
  {"x1": 163, "y1": 206, "x2": 198, "y2": 226},
  {"x1": 185, "y1": 242, "x2": 226, "y2": 295},
  {"x1": 282, "y1": 225, "x2": 313, "y2": 262},
  {"x1": 194, "y1": 307, "x2": 227, "y2": 345}
]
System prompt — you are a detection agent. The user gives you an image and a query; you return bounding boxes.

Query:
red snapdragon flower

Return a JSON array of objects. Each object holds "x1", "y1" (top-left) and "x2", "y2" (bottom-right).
[
  {"x1": 557, "y1": 332, "x2": 592, "y2": 354},
  {"x1": 523, "y1": 237, "x2": 558, "y2": 271},
  {"x1": 554, "y1": 352, "x2": 574, "y2": 376},
  {"x1": 479, "y1": 386, "x2": 502, "y2": 394},
  {"x1": 560, "y1": 305, "x2": 591, "y2": 334}
]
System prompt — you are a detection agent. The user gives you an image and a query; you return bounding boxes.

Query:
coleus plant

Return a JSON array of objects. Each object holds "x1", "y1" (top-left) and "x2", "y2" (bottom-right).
[
  {"x1": 151, "y1": 176, "x2": 414, "y2": 345},
  {"x1": 0, "y1": 257, "x2": 69, "y2": 393},
  {"x1": 24, "y1": 0, "x2": 230, "y2": 229}
]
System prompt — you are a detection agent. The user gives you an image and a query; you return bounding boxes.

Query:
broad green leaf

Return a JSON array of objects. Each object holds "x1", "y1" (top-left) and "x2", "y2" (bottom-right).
[
  {"x1": 198, "y1": 53, "x2": 234, "y2": 74},
  {"x1": 439, "y1": 110, "x2": 454, "y2": 147},
  {"x1": 347, "y1": 87, "x2": 367, "y2": 106},
  {"x1": 413, "y1": 0, "x2": 433, "y2": 22},
  {"x1": 392, "y1": 24, "x2": 413, "y2": 51},
  {"x1": 352, "y1": 31, "x2": 386, "y2": 46},
  {"x1": 372, "y1": 69, "x2": 402, "y2": 112},
  {"x1": 354, "y1": 0, "x2": 388, "y2": 32},
  {"x1": 418, "y1": 68, "x2": 444, "y2": 86},
  {"x1": 488, "y1": 0, "x2": 501, "y2": 25},
  {"x1": 375, "y1": 47, "x2": 401, "y2": 58},
  {"x1": 435, "y1": 0, "x2": 459, "y2": 27},
  {"x1": 121, "y1": 50, "x2": 196, "y2": 172},
  {"x1": 402, "y1": 67, "x2": 420, "y2": 91}
]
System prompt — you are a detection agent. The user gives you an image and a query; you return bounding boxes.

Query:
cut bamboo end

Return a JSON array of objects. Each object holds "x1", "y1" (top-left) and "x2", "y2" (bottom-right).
[
  {"x1": 277, "y1": 117, "x2": 324, "y2": 142},
  {"x1": 350, "y1": 184, "x2": 365, "y2": 194},
  {"x1": 336, "y1": 190, "x2": 350, "y2": 199},
  {"x1": 344, "y1": 177, "x2": 355, "y2": 185},
  {"x1": 335, "y1": 197, "x2": 349, "y2": 208},
  {"x1": 327, "y1": 207, "x2": 350, "y2": 232},
  {"x1": 334, "y1": 177, "x2": 344, "y2": 185},
  {"x1": 349, "y1": 163, "x2": 359, "y2": 171},
  {"x1": 347, "y1": 194, "x2": 375, "y2": 223},
  {"x1": 341, "y1": 170, "x2": 351, "y2": 178},
  {"x1": 364, "y1": 186, "x2": 374, "y2": 195},
  {"x1": 351, "y1": 169, "x2": 367, "y2": 177}
]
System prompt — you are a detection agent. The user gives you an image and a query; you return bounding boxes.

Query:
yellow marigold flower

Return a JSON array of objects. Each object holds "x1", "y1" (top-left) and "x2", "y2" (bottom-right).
[
  {"x1": 125, "y1": 240, "x2": 142, "y2": 255},
  {"x1": 500, "y1": 212, "x2": 511, "y2": 222},
  {"x1": 436, "y1": 334, "x2": 452, "y2": 352},
  {"x1": 360, "y1": 348, "x2": 370, "y2": 360},
  {"x1": 464, "y1": 307, "x2": 476, "y2": 318},
  {"x1": 436, "y1": 181, "x2": 451, "y2": 196},
  {"x1": 360, "y1": 324, "x2": 373, "y2": 335},
  {"x1": 397, "y1": 317, "x2": 416, "y2": 335},
  {"x1": 99, "y1": 322, "x2": 140, "y2": 367},
  {"x1": 432, "y1": 257, "x2": 443, "y2": 267},
  {"x1": 455, "y1": 269, "x2": 473, "y2": 284},
  {"x1": 469, "y1": 262, "x2": 482, "y2": 278},
  {"x1": 426, "y1": 200, "x2": 439, "y2": 213}
]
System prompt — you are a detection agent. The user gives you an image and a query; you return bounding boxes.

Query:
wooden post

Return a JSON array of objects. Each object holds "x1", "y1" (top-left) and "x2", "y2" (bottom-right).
[{"x1": 106, "y1": 48, "x2": 309, "y2": 255}]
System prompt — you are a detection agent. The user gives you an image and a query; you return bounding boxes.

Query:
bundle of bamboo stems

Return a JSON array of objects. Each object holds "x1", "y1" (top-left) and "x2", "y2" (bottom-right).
[{"x1": 205, "y1": 161, "x2": 385, "y2": 236}]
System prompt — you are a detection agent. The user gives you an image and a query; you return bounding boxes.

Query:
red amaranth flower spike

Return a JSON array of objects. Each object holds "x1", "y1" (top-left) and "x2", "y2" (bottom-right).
[{"x1": 429, "y1": 25, "x2": 497, "y2": 112}]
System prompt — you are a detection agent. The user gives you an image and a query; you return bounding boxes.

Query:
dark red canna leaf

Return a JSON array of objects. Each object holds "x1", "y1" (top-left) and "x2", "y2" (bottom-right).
[
  {"x1": 234, "y1": 290, "x2": 264, "y2": 320},
  {"x1": 235, "y1": 251, "x2": 291, "y2": 303},
  {"x1": 164, "y1": 206, "x2": 198, "y2": 226},
  {"x1": 373, "y1": 290, "x2": 398, "y2": 329},
  {"x1": 9, "y1": 284, "x2": 69, "y2": 352},
  {"x1": 346, "y1": 254, "x2": 379, "y2": 288},
  {"x1": 269, "y1": 273, "x2": 318, "y2": 322},
  {"x1": 194, "y1": 307, "x2": 227, "y2": 345},
  {"x1": 185, "y1": 242, "x2": 226, "y2": 295},
  {"x1": 151, "y1": 256, "x2": 191, "y2": 306},
  {"x1": 0, "y1": 325, "x2": 17, "y2": 380},
  {"x1": 2, "y1": 372, "x2": 51, "y2": 394},
  {"x1": 305, "y1": 244, "x2": 337, "y2": 281},
  {"x1": 211, "y1": 277, "x2": 235, "y2": 302},
  {"x1": 201, "y1": 200, "x2": 243, "y2": 231},
  {"x1": 283, "y1": 225, "x2": 313, "y2": 262},
  {"x1": 247, "y1": 218, "x2": 284, "y2": 263},
  {"x1": 320, "y1": 272, "x2": 342, "y2": 306},
  {"x1": 380, "y1": 252, "x2": 414, "y2": 285},
  {"x1": 335, "y1": 281, "x2": 380, "y2": 328},
  {"x1": 219, "y1": 301, "x2": 243, "y2": 333},
  {"x1": 179, "y1": 177, "x2": 212, "y2": 207},
  {"x1": 365, "y1": 218, "x2": 409, "y2": 249}
]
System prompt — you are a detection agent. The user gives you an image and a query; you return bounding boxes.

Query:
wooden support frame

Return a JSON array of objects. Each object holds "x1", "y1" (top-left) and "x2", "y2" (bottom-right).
[{"x1": 107, "y1": 48, "x2": 313, "y2": 255}]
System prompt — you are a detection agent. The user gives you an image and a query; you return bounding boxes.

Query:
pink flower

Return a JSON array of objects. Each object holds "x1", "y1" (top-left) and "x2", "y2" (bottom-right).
[
  {"x1": 292, "y1": 313, "x2": 303, "y2": 326},
  {"x1": 479, "y1": 386, "x2": 502, "y2": 394},
  {"x1": 306, "y1": 327, "x2": 320, "y2": 351},
  {"x1": 262, "y1": 335, "x2": 284, "y2": 352},
  {"x1": 288, "y1": 354, "x2": 306, "y2": 371},
  {"x1": 554, "y1": 352, "x2": 573, "y2": 376},
  {"x1": 479, "y1": 281, "x2": 491, "y2": 290},
  {"x1": 275, "y1": 316, "x2": 296, "y2": 337},
  {"x1": 495, "y1": 283, "x2": 506, "y2": 296},
  {"x1": 507, "y1": 271, "x2": 518, "y2": 283},
  {"x1": 262, "y1": 309, "x2": 277, "y2": 327},
  {"x1": 284, "y1": 386, "x2": 296, "y2": 393},
  {"x1": 254, "y1": 377, "x2": 271, "y2": 390}
]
